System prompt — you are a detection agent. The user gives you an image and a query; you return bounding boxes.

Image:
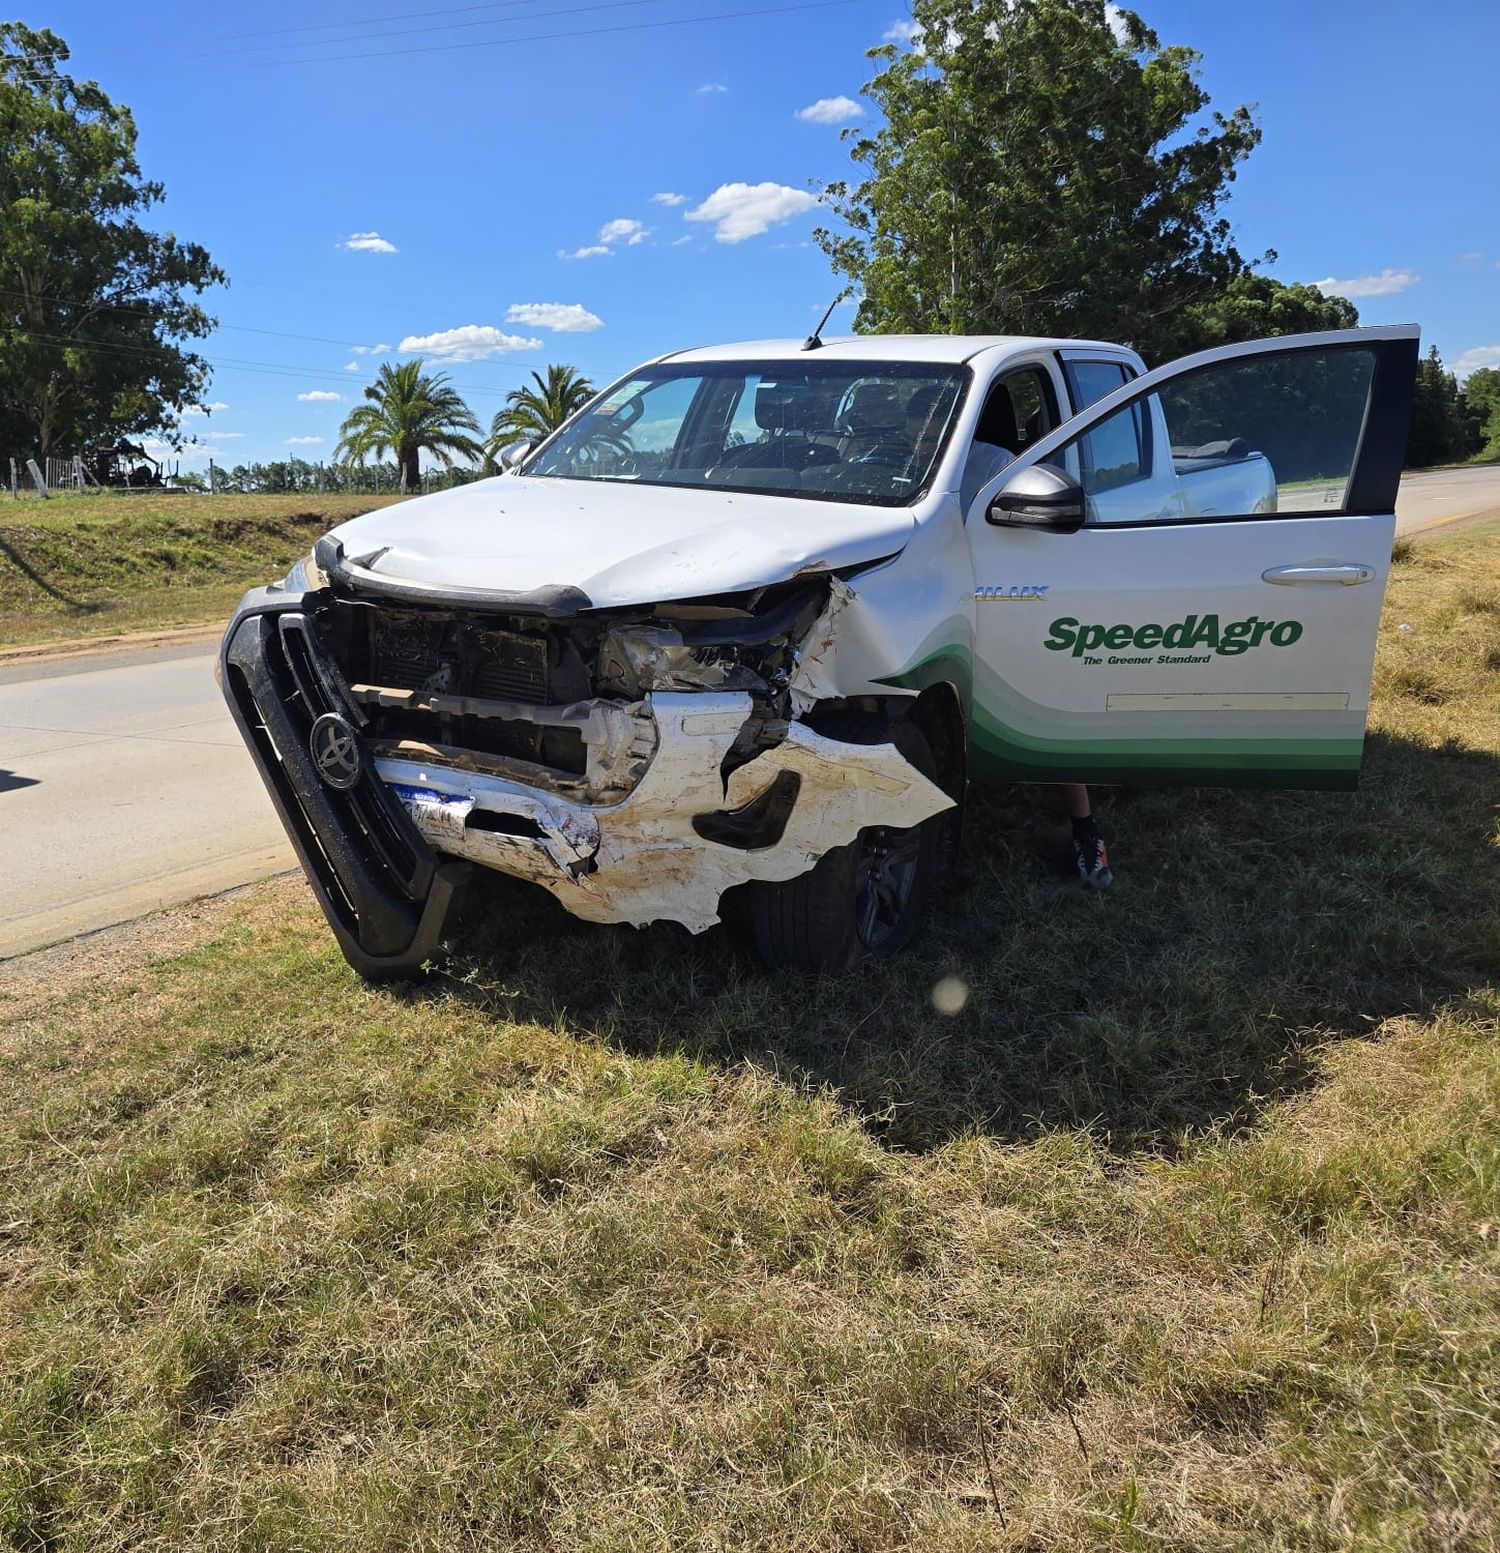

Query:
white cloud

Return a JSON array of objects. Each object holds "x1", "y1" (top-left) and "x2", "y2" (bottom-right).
[
  {"x1": 181, "y1": 401, "x2": 228, "y2": 416},
  {"x1": 882, "y1": 19, "x2": 922, "y2": 42},
  {"x1": 651, "y1": 191, "x2": 689, "y2": 206},
  {"x1": 796, "y1": 95, "x2": 862, "y2": 125},
  {"x1": 561, "y1": 244, "x2": 611, "y2": 260},
  {"x1": 1312, "y1": 267, "x2": 1419, "y2": 299},
  {"x1": 287, "y1": 435, "x2": 324, "y2": 445},
  {"x1": 343, "y1": 360, "x2": 361, "y2": 371},
  {"x1": 297, "y1": 389, "x2": 343, "y2": 402},
  {"x1": 672, "y1": 235, "x2": 694, "y2": 246},
  {"x1": 599, "y1": 217, "x2": 647, "y2": 246},
  {"x1": 340, "y1": 231, "x2": 398, "y2": 254},
  {"x1": 696, "y1": 82, "x2": 728, "y2": 93},
  {"x1": 397, "y1": 324, "x2": 542, "y2": 361},
  {"x1": 1458, "y1": 251, "x2": 1482, "y2": 263},
  {"x1": 1104, "y1": 3, "x2": 1129, "y2": 43},
  {"x1": 685, "y1": 182, "x2": 819, "y2": 244},
  {"x1": 349, "y1": 342, "x2": 391, "y2": 355},
  {"x1": 144, "y1": 438, "x2": 226, "y2": 465},
  {"x1": 1452, "y1": 345, "x2": 1500, "y2": 382},
  {"x1": 505, "y1": 302, "x2": 603, "y2": 333}
]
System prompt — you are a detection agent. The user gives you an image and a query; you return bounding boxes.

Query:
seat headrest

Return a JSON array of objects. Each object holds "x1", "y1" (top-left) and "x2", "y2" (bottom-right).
[
  {"x1": 840, "y1": 382, "x2": 905, "y2": 435},
  {"x1": 754, "y1": 380, "x2": 821, "y2": 432},
  {"x1": 976, "y1": 385, "x2": 1020, "y2": 450}
]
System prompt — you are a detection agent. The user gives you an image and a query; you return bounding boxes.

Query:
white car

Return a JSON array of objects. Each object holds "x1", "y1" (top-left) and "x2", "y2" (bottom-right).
[{"x1": 220, "y1": 325, "x2": 1419, "y2": 977}]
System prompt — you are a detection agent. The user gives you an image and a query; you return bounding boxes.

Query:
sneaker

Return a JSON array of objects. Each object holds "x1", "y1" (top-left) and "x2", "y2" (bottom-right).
[{"x1": 1073, "y1": 831, "x2": 1113, "y2": 890}]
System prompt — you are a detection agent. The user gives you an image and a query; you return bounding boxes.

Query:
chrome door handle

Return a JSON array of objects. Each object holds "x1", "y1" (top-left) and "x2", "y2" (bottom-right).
[{"x1": 1262, "y1": 564, "x2": 1376, "y2": 586}]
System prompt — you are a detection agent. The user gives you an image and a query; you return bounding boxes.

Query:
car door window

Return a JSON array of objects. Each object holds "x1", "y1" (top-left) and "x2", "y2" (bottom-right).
[
  {"x1": 1064, "y1": 359, "x2": 1129, "y2": 411},
  {"x1": 1050, "y1": 345, "x2": 1380, "y2": 524},
  {"x1": 962, "y1": 367, "x2": 1058, "y2": 509}
]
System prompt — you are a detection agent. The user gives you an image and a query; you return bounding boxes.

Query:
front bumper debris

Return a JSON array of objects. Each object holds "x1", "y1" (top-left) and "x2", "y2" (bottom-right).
[
  {"x1": 219, "y1": 591, "x2": 470, "y2": 978},
  {"x1": 374, "y1": 690, "x2": 952, "y2": 933},
  {"x1": 219, "y1": 584, "x2": 953, "y2": 965}
]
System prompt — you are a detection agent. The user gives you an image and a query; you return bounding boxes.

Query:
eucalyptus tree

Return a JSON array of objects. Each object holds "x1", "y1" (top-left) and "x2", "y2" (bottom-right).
[{"x1": 336, "y1": 360, "x2": 483, "y2": 493}]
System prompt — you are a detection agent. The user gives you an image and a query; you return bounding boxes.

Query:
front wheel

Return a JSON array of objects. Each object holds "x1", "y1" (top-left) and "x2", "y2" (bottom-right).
[{"x1": 747, "y1": 715, "x2": 943, "y2": 973}]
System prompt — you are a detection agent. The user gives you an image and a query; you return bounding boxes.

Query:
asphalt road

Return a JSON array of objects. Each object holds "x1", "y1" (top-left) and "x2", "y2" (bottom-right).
[
  {"x1": 2, "y1": 464, "x2": 1497, "y2": 960},
  {"x1": 0, "y1": 641, "x2": 293, "y2": 959}
]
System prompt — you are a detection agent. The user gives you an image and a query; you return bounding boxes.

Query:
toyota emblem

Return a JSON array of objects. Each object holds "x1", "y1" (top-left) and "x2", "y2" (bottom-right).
[{"x1": 309, "y1": 712, "x2": 362, "y2": 790}]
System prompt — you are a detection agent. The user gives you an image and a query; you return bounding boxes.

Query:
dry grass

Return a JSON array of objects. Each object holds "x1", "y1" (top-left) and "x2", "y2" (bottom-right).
[
  {"x1": 1, "y1": 522, "x2": 1497, "y2": 1551},
  {"x1": 0, "y1": 492, "x2": 404, "y2": 648}
]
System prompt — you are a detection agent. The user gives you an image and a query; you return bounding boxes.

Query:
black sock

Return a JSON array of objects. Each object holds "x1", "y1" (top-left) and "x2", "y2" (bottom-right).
[{"x1": 1071, "y1": 814, "x2": 1099, "y2": 846}]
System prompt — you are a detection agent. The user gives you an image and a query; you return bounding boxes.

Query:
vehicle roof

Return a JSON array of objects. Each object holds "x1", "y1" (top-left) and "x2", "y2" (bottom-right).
[{"x1": 661, "y1": 333, "x2": 1136, "y2": 365}]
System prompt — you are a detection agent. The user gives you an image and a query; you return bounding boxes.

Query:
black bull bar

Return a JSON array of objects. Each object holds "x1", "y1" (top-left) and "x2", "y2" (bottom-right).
[{"x1": 219, "y1": 594, "x2": 469, "y2": 978}]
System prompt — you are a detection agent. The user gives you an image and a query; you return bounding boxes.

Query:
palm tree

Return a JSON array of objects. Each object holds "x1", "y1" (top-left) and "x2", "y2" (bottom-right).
[
  {"x1": 335, "y1": 360, "x2": 483, "y2": 494},
  {"x1": 488, "y1": 364, "x2": 595, "y2": 456}
]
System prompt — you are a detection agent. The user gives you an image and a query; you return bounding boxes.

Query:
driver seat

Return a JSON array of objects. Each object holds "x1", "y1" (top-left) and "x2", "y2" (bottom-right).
[{"x1": 718, "y1": 380, "x2": 837, "y2": 471}]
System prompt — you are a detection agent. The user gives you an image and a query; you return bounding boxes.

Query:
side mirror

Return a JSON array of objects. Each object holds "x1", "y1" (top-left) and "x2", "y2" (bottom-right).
[
  {"x1": 987, "y1": 462, "x2": 1086, "y2": 532},
  {"x1": 497, "y1": 438, "x2": 535, "y2": 472}
]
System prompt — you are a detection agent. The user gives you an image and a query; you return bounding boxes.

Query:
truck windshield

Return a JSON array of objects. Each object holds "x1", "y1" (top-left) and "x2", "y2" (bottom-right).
[{"x1": 522, "y1": 360, "x2": 968, "y2": 506}]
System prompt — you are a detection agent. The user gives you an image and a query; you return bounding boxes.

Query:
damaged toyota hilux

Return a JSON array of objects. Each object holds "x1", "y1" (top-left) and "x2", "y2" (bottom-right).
[{"x1": 220, "y1": 326, "x2": 1417, "y2": 977}]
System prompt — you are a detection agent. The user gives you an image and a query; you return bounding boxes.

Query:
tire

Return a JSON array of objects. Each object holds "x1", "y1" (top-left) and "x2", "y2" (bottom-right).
[{"x1": 748, "y1": 713, "x2": 942, "y2": 973}]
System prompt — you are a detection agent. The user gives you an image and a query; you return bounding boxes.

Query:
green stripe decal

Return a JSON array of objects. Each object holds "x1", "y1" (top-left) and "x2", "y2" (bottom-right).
[{"x1": 878, "y1": 645, "x2": 1364, "y2": 790}]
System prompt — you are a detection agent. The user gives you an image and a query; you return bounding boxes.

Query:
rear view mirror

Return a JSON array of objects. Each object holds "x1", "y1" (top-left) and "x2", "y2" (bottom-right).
[
  {"x1": 987, "y1": 462, "x2": 1085, "y2": 532},
  {"x1": 497, "y1": 439, "x2": 534, "y2": 472}
]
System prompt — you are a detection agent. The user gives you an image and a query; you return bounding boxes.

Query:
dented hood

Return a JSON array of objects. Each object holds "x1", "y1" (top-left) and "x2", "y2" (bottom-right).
[{"x1": 326, "y1": 474, "x2": 915, "y2": 608}]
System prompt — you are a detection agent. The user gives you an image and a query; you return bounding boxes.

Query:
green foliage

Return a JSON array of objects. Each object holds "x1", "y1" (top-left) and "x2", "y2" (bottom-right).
[
  {"x1": 335, "y1": 360, "x2": 484, "y2": 494},
  {"x1": 818, "y1": 0, "x2": 1268, "y2": 363},
  {"x1": 488, "y1": 364, "x2": 596, "y2": 455},
  {"x1": 1461, "y1": 366, "x2": 1500, "y2": 458},
  {"x1": 1407, "y1": 346, "x2": 1483, "y2": 468},
  {"x1": 1175, "y1": 272, "x2": 1358, "y2": 353},
  {"x1": 0, "y1": 24, "x2": 224, "y2": 458}
]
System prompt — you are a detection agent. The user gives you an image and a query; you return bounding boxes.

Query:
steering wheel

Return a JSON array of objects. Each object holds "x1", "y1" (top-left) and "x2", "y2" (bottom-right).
[{"x1": 849, "y1": 437, "x2": 915, "y2": 470}]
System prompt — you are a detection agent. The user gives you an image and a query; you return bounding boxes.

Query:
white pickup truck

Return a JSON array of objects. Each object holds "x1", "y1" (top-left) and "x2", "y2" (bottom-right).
[{"x1": 220, "y1": 325, "x2": 1417, "y2": 977}]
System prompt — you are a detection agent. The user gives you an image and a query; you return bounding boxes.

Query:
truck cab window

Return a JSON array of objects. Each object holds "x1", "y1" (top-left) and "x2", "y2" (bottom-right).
[
  {"x1": 1051, "y1": 346, "x2": 1379, "y2": 524},
  {"x1": 1064, "y1": 358, "x2": 1130, "y2": 412},
  {"x1": 962, "y1": 367, "x2": 1057, "y2": 510}
]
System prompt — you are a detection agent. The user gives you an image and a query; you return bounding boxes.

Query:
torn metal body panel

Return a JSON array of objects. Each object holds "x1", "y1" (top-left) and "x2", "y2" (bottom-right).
[{"x1": 374, "y1": 692, "x2": 953, "y2": 933}]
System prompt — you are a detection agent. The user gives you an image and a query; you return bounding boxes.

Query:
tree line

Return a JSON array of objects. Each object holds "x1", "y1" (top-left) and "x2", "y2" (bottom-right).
[
  {"x1": 4, "y1": 8, "x2": 1494, "y2": 483},
  {"x1": 1409, "y1": 350, "x2": 1499, "y2": 468}
]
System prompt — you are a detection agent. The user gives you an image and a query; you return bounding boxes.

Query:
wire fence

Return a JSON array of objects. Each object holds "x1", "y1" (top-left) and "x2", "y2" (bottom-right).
[{"x1": 5, "y1": 453, "x2": 489, "y2": 499}]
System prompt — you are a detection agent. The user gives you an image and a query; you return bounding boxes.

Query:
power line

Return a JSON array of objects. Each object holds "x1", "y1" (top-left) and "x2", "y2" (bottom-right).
[
  {"x1": 5, "y1": 327, "x2": 518, "y2": 400},
  {"x1": 179, "y1": 0, "x2": 683, "y2": 62},
  {"x1": 4, "y1": 0, "x2": 863, "y2": 84},
  {"x1": 0, "y1": 284, "x2": 566, "y2": 372},
  {"x1": 219, "y1": 0, "x2": 624, "y2": 43}
]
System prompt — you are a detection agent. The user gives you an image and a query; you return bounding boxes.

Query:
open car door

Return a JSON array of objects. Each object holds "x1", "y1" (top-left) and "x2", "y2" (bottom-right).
[{"x1": 965, "y1": 326, "x2": 1419, "y2": 788}]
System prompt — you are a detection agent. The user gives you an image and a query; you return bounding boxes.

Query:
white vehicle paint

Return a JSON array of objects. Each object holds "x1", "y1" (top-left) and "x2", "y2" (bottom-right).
[{"x1": 220, "y1": 326, "x2": 1419, "y2": 976}]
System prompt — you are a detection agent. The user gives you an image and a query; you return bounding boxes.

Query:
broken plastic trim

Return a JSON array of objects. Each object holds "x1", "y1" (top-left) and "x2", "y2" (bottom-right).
[
  {"x1": 314, "y1": 536, "x2": 593, "y2": 618},
  {"x1": 691, "y1": 770, "x2": 801, "y2": 850}
]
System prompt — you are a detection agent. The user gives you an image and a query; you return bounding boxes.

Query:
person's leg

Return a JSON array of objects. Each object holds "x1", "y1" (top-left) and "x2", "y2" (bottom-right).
[{"x1": 1062, "y1": 783, "x2": 1113, "y2": 890}]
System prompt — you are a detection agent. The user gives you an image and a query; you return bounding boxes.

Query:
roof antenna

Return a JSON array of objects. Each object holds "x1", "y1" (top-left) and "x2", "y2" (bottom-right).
[{"x1": 802, "y1": 290, "x2": 848, "y2": 351}]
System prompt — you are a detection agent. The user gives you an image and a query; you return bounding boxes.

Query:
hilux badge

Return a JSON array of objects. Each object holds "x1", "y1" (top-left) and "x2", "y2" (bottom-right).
[
  {"x1": 976, "y1": 584, "x2": 1048, "y2": 601},
  {"x1": 309, "y1": 713, "x2": 362, "y2": 790}
]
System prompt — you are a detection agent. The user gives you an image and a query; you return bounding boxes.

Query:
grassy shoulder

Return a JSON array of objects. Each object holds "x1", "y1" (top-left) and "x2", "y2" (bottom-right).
[
  {"x1": 1, "y1": 522, "x2": 1496, "y2": 1549},
  {"x1": 0, "y1": 491, "x2": 404, "y2": 648}
]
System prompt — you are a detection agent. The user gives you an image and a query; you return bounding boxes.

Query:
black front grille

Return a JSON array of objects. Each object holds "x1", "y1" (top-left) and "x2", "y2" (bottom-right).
[{"x1": 364, "y1": 611, "x2": 549, "y2": 704}]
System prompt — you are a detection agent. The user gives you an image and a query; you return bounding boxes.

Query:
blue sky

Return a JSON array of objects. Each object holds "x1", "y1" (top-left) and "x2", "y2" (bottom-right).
[{"x1": 31, "y1": 0, "x2": 1500, "y2": 468}]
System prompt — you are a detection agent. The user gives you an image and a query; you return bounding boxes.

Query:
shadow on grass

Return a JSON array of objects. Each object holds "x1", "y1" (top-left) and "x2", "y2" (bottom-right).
[
  {"x1": 0, "y1": 532, "x2": 103, "y2": 613},
  {"x1": 425, "y1": 730, "x2": 1499, "y2": 1153}
]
